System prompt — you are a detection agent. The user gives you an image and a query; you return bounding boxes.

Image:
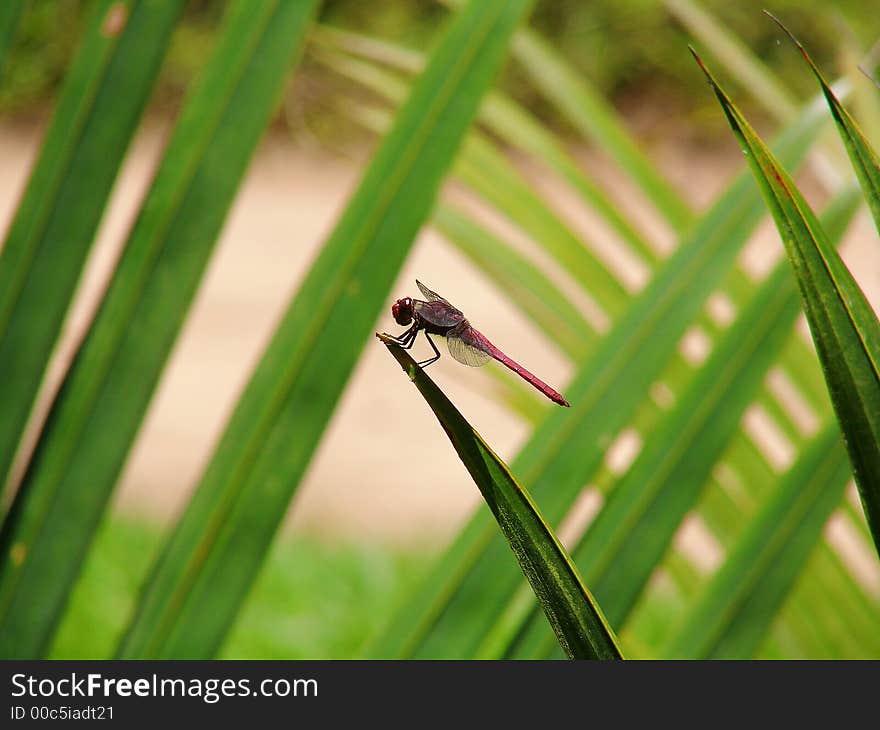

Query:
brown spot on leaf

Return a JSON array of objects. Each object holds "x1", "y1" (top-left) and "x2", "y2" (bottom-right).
[
  {"x1": 102, "y1": 3, "x2": 128, "y2": 38},
  {"x1": 10, "y1": 542, "x2": 26, "y2": 566}
]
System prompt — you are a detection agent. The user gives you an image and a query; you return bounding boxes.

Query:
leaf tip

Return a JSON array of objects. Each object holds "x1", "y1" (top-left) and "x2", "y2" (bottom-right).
[
  {"x1": 689, "y1": 46, "x2": 716, "y2": 88},
  {"x1": 689, "y1": 47, "x2": 731, "y2": 113},
  {"x1": 688, "y1": 47, "x2": 754, "y2": 159},
  {"x1": 763, "y1": 10, "x2": 802, "y2": 53},
  {"x1": 764, "y1": 10, "x2": 830, "y2": 88},
  {"x1": 377, "y1": 330, "x2": 402, "y2": 361}
]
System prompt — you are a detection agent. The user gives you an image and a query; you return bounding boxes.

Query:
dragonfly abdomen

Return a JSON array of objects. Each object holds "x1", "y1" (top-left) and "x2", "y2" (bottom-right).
[{"x1": 489, "y1": 349, "x2": 571, "y2": 407}]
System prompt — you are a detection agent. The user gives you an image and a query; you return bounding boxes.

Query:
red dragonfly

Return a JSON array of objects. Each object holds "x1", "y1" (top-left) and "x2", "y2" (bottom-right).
[{"x1": 388, "y1": 280, "x2": 570, "y2": 407}]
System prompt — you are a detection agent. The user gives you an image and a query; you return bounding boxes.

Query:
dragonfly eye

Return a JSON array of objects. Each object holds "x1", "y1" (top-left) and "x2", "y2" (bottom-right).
[{"x1": 392, "y1": 297, "x2": 413, "y2": 325}]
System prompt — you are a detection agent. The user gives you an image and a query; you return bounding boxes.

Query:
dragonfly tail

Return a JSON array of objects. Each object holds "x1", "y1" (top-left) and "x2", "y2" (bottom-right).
[{"x1": 490, "y1": 350, "x2": 570, "y2": 407}]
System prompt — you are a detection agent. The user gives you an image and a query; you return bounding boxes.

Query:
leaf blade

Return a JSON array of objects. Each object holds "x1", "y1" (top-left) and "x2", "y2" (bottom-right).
[
  {"x1": 693, "y1": 50, "x2": 880, "y2": 558},
  {"x1": 0, "y1": 0, "x2": 320, "y2": 659},
  {"x1": 0, "y1": 0, "x2": 185, "y2": 489},
  {"x1": 511, "y1": 28, "x2": 695, "y2": 233},
  {"x1": 379, "y1": 335, "x2": 623, "y2": 660},
  {"x1": 500, "y1": 190, "x2": 861, "y2": 658},
  {"x1": 367, "y1": 99, "x2": 832, "y2": 659},
  {"x1": 663, "y1": 425, "x2": 852, "y2": 659},
  {"x1": 117, "y1": 0, "x2": 536, "y2": 659},
  {"x1": 768, "y1": 13, "x2": 880, "y2": 238}
]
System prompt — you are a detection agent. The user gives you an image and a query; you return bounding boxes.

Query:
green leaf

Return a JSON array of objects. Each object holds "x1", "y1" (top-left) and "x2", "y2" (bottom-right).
[
  {"x1": 499, "y1": 189, "x2": 861, "y2": 659},
  {"x1": 116, "y1": 0, "x2": 536, "y2": 659},
  {"x1": 337, "y1": 29, "x2": 875, "y2": 656},
  {"x1": 454, "y1": 132, "x2": 629, "y2": 317},
  {"x1": 315, "y1": 29, "x2": 658, "y2": 263},
  {"x1": 325, "y1": 36, "x2": 871, "y2": 587},
  {"x1": 511, "y1": 28, "x2": 695, "y2": 233},
  {"x1": 768, "y1": 13, "x2": 880, "y2": 238},
  {"x1": 679, "y1": 428, "x2": 880, "y2": 659},
  {"x1": 663, "y1": 424, "x2": 851, "y2": 659},
  {"x1": 694, "y1": 50, "x2": 880, "y2": 558},
  {"x1": 367, "y1": 101, "x2": 830, "y2": 659},
  {"x1": 323, "y1": 58, "x2": 629, "y2": 317},
  {"x1": 763, "y1": 530, "x2": 880, "y2": 658},
  {"x1": 445, "y1": 0, "x2": 694, "y2": 231},
  {"x1": 378, "y1": 335, "x2": 623, "y2": 660},
  {"x1": 0, "y1": 0, "x2": 185, "y2": 489},
  {"x1": 432, "y1": 204, "x2": 594, "y2": 360},
  {"x1": 333, "y1": 49, "x2": 876, "y2": 641},
  {"x1": 0, "y1": 0, "x2": 319, "y2": 660},
  {"x1": 664, "y1": 0, "x2": 799, "y2": 122}
]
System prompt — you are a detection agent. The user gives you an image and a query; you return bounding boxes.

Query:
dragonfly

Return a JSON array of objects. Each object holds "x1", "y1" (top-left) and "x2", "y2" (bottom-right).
[{"x1": 387, "y1": 280, "x2": 571, "y2": 407}]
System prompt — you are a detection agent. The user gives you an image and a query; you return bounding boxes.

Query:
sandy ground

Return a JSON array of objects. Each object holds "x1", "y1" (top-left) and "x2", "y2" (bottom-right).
[{"x1": 1, "y1": 118, "x2": 879, "y2": 558}]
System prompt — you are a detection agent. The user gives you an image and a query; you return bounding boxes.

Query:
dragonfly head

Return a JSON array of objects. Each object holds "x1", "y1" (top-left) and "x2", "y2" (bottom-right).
[{"x1": 392, "y1": 297, "x2": 413, "y2": 325}]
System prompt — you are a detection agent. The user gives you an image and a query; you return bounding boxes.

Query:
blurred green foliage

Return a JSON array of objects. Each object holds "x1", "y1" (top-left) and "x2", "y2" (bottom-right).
[
  {"x1": 531, "y1": 0, "x2": 875, "y2": 97},
  {"x1": 1, "y1": 0, "x2": 875, "y2": 128},
  {"x1": 0, "y1": 0, "x2": 84, "y2": 114},
  {"x1": 1, "y1": 0, "x2": 877, "y2": 661},
  {"x1": 50, "y1": 515, "x2": 429, "y2": 659}
]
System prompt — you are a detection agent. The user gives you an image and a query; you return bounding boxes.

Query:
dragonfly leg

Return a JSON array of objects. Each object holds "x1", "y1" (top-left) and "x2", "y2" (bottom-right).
[
  {"x1": 416, "y1": 332, "x2": 441, "y2": 369},
  {"x1": 386, "y1": 323, "x2": 419, "y2": 348}
]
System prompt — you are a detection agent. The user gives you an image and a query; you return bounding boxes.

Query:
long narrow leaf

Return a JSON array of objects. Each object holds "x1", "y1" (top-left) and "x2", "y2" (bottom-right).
[
  {"x1": 664, "y1": 0, "x2": 799, "y2": 122},
  {"x1": 367, "y1": 100, "x2": 831, "y2": 658},
  {"x1": 117, "y1": 0, "x2": 535, "y2": 659},
  {"x1": 445, "y1": 3, "x2": 692, "y2": 230},
  {"x1": 379, "y1": 335, "x2": 622, "y2": 660},
  {"x1": 501, "y1": 190, "x2": 860, "y2": 659},
  {"x1": 328, "y1": 21, "x2": 876, "y2": 656},
  {"x1": 346, "y1": 38, "x2": 873, "y2": 656},
  {"x1": 0, "y1": 0, "x2": 185, "y2": 489},
  {"x1": 694, "y1": 50, "x2": 880, "y2": 557},
  {"x1": 0, "y1": 0, "x2": 319, "y2": 660},
  {"x1": 325, "y1": 58, "x2": 629, "y2": 315},
  {"x1": 511, "y1": 28, "x2": 694, "y2": 233},
  {"x1": 315, "y1": 29, "x2": 658, "y2": 263},
  {"x1": 663, "y1": 425, "x2": 851, "y2": 659},
  {"x1": 353, "y1": 46, "x2": 876, "y2": 623},
  {"x1": 432, "y1": 205, "x2": 594, "y2": 360},
  {"x1": 768, "y1": 14, "x2": 880, "y2": 237}
]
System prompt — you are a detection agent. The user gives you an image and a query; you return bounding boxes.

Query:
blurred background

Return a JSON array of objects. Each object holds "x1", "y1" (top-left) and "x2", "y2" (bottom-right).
[{"x1": 1, "y1": 0, "x2": 879, "y2": 659}]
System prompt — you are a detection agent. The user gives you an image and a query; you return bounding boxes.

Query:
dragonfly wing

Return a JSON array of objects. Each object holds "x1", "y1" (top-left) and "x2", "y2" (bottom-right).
[
  {"x1": 416, "y1": 280, "x2": 451, "y2": 304},
  {"x1": 447, "y1": 325, "x2": 492, "y2": 367},
  {"x1": 413, "y1": 281, "x2": 464, "y2": 327}
]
